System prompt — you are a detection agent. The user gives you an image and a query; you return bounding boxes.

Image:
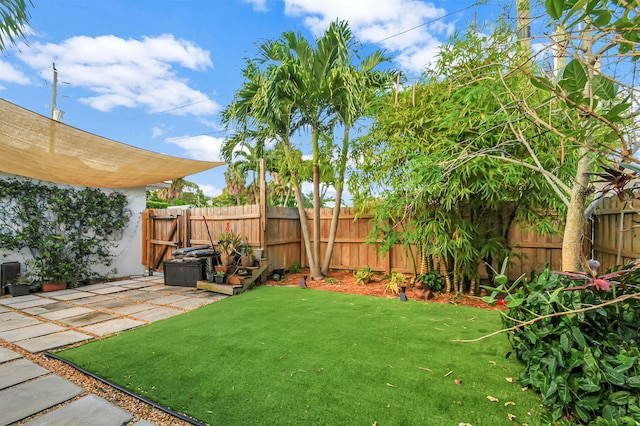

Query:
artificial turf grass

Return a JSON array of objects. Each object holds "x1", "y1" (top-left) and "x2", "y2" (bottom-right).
[{"x1": 57, "y1": 286, "x2": 543, "y2": 425}]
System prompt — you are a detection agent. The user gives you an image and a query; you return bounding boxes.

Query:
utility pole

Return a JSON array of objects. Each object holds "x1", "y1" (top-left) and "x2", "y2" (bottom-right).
[
  {"x1": 51, "y1": 63, "x2": 57, "y2": 119},
  {"x1": 50, "y1": 63, "x2": 64, "y2": 121}
]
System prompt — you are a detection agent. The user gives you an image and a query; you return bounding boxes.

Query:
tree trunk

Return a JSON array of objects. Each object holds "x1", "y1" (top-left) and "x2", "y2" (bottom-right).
[
  {"x1": 311, "y1": 127, "x2": 322, "y2": 279},
  {"x1": 321, "y1": 126, "x2": 350, "y2": 276},
  {"x1": 561, "y1": 147, "x2": 593, "y2": 271}
]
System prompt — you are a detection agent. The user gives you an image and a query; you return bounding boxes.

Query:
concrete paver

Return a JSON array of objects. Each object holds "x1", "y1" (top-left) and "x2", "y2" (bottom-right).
[
  {"x1": 0, "y1": 295, "x2": 42, "y2": 306},
  {"x1": 0, "y1": 322, "x2": 66, "y2": 342},
  {"x1": 0, "y1": 358, "x2": 50, "y2": 390},
  {"x1": 110, "y1": 303, "x2": 156, "y2": 315},
  {"x1": 0, "y1": 374, "x2": 84, "y2": 425},
  {"x1": 115, "y1": 290, "x2": 164, "y2": 302},
  {"x1": 58, "y1": 311, "x2": 116, "y2": 327},
  {"x1": 40, "y1": 306, "x2": 94, "y2": 321},
  {"x1": 131, "y1": 307, "x2": 183, "y2": 322},
  {"x1": 80, "y1": 318, "x2": 146, "y2": 337},
  {"x1": 22, "y1": 301, "x2": 74, "y2": 315},
  {"x1": 170, "y1": 297, "x2": 218, "y2": 310},
  {"x1": 83, "y1": 298, "x2": 132, "y2": 310},
  {"x1": 22, "y1": 394, "x2": 134, "y2": 426},
  {"x1": 0, "y1": 346, "x2": 22, "y2": 363},
  {"x1": 3, "y1": 297, "x2": 58, "y2": 310},
  {"x1": 78, "y1": 283, "x2": 111, "y2": 291},
  {"x1": 49, "y1": 290, "x2": 95, "y2": 301},
  {"x1": 0, "y1": 314, "x2": 42, "y2": 332},
  {"x1": 148, "y1": 294, "x2": 190, "y2": 305},
  {"x1": 121, "y1": 281, "x2": 157, "y2": 289},
  {"x1": 70, "y1": 294, "x2": 112, "y2": 304},
  {"x1": 90, "y1": 286, "x2": 129, "y2": 295},
  {"x1": 15, "y1": 330, "x2": 93, "y2": 352}
]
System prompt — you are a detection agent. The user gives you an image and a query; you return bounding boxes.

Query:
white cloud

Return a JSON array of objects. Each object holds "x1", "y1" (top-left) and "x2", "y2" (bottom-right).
[
  {"x1": 242, "y1": 0, "x2": 269, "y2": 12},
  {"x1": 165, "y1": 134, "x2": 226, "y2": 162},
  {"x1": 283, "y1": 0, "x2": 455, "y2": 74},
  {"x1": 198, "y1": 183, "x2": 223, "y2": 197},
  {"x1": 151, "y1": 125, "x2": 169, "y2": 139},
  {"x1": 0, "y1": 60, "x2": 30, "y2": 85},
  {"x1": 16, "y1": 34, "x2": 219, "y2": 115}
]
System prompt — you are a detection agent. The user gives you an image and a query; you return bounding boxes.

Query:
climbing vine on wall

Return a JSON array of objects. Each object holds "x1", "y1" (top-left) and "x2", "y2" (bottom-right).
[{"x1": 0, "y1": 178, "x2": 131, "y2": 286}]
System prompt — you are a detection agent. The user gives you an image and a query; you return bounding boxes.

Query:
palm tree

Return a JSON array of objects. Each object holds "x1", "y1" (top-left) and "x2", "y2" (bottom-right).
[
  {"x1": 0, "y1": 0, "x2": 31, "y2": 51},
  {"x1": 224, "y1": 163, "x2": 247, "y2": 206}
]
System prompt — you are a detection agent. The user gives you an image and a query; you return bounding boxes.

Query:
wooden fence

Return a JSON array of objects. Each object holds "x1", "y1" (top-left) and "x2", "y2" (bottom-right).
[
  {"x1": 142, "y1": 199, "x2": 638, "y2": 280},
  {"x1": 590, "y1": 197, "x2": 640, "y2": 268}
]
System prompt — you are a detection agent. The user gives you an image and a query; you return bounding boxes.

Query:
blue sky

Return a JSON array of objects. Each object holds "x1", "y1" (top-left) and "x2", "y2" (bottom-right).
[{"x1": 0, "y1": 0, "x2": 510, "y2": 197}]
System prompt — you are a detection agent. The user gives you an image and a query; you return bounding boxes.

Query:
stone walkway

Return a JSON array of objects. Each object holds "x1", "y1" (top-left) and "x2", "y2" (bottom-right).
[{"x1": 0, "y1": 275, "x2": 227, "y2": 425}]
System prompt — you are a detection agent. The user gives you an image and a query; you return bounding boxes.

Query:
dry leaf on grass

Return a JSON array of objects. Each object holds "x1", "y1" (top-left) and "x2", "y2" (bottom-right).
[
  {"x1": 507, "y1": 413, "x2": 517, "y2": 421},
  {"x1": 454, "y1": 379, "x2": 462, "y2": 385},
  {"x1": 486, "y1": 395, "x2": 499, "y2": 402},
  {"x1": 504, "y1": 401, "x2": 516, "y2": 406},
  {"x1": 505, "y1": 377, "x2": 513, "y2": 382}
]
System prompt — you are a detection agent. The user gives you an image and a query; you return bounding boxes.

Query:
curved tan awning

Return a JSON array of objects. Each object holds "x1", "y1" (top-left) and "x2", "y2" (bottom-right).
[{"x1": 0, "y1": 99, "x2": 223, "y2": 188}]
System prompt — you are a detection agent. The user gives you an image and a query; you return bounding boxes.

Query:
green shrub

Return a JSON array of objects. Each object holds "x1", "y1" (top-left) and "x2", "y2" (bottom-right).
[
  {"x1": 385, "y1": 271, "x2": 407, "y2": 294},
  {"x1": 416, "y1": 271, "x2": 444, "y2": 292},
  {"x1": 289, "y1": 261, "x2": 302, "y2": 274},
  {"x1": 353, "y1": 266, "x2": 374, "y2": 284},
  {"x1": 484, "y1": 263, "x2": 640, "y2": 424}
]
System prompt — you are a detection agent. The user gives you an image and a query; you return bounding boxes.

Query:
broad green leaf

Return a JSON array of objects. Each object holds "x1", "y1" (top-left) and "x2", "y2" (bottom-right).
[
  {"x1": 592, "y1": 75, "x2": 617, "y2": 100},
  {"x1": 546, "y1": 0, "x2": 565, "y2": 20},
  {"x1": 625, "y1": 376, "x2": 640, "y2": 388},
  {"x1": 591, "y1": 9, "x2": 612, "y2": 26},
  {"x1": 571, "y1": 326, "x2": 587, "y2": 347},
  {"x1": 609, "y1": 391, "x2": 632, "y2": 406},
  {"x1": 560, "y1": 332, "x2": 571, "y2": 352},
  {"x1": 559, "y1": 60, "x2": 588, "y2": 95}
]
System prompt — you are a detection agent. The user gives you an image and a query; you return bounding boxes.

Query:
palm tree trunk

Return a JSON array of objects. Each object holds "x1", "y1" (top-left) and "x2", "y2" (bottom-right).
[
  {"x1": 311, "y1": 127, "x2": 322, "y2": 279},
  {"x1": 321, "y1": 126, "x2": 350, "y2": 276}
]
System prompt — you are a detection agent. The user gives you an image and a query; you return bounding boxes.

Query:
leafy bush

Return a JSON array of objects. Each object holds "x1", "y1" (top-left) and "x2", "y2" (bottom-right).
[
  {"x1": 289, "y1": 261, "x2": 302, "y2": 274},
  {"x1": 385, "y1": 271, "x2": 407, "y2": 294},
  {"x1": 484, "y1": 264, "x2": 640, "y2": 424},
  {"x1": 416, "y1": 271, "x2": 444, "y2": 292},
  {"x1": 0, "y1": 179, "x2": 130, "y2": 287},
  {"x1": 353, "y1": 266, "x2": 374, "y2": 284}
]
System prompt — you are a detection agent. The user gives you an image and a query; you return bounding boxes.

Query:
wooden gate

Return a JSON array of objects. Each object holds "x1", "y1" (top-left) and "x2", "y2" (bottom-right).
[{"x1": 142, "y1": 209, "x2": 188, "y2": 273}]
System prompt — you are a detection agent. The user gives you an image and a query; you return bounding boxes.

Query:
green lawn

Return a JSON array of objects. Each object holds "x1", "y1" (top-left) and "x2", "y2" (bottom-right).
[{"x1": 57, "y1": 286, "x2": 543, "y2": 425}]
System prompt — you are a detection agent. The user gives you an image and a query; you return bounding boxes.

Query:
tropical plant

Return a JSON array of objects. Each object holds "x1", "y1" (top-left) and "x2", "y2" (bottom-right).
[
  {"x1": 0, "y1": 0, "x2": 31, "y2": 51},
  {"x1": 222, "y1": 20, "x2": 394, "y2": 280},
  {"x1": 480, "y1": 261, "x2": 640, "y2": 424},
  {"x1": 415, "y1": 271, "x2": 443, "y2": 293},
  {"x1": 353, "y1": 266, "x2": 374, "y2": 284},
  {"x1": 384, "y1": 271, "x2": 407, "y2": 294}
]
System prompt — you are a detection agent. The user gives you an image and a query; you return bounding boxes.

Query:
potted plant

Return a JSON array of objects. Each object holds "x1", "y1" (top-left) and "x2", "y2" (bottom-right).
[
  {"x1": 214, "y1": 269, "x2": 226, "y2": 284},
  {"x1": 218, "y1": 230, "x2": 242, "y2": 266},
  {"x1": 240, "y1": 240, "x2": 254, "y2": 267},
  {"x1": 7, "y1": 271, "x2": 31, "y2": 296},
  {"x1": 353, "y1": 266, "x2": 374, "y2": 284},
  {"x1": 414, "y1": 271, "x2": 443, "y2": 300},
  {"x1": 28, "y1": 235, "x2": 78, "y2": 291},
  {"x1": 205, "y1": 257, "x2": 215, "y2": 282}
]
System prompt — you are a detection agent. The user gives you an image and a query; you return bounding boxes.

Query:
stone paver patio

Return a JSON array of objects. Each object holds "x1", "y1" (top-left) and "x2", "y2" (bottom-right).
[{"x1": 0, "y1": 274, "x2": 229, "y2": 424}]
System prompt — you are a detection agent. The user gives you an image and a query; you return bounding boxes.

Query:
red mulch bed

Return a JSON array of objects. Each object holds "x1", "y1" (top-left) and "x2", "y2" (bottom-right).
[{"x1": 265, "y1": 268, "x2": 502, "y2": 310}]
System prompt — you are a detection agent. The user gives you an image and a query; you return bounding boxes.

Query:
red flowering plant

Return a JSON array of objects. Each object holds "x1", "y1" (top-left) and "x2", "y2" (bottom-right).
[{"x1": 554, "y1": 248, "x2": 637, "y2": 292}]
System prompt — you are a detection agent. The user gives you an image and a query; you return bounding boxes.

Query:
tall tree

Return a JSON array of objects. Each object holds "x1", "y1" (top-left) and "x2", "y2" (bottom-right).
[{"x1": 223, "y1": 21, "x2": 392, "y2": 279}]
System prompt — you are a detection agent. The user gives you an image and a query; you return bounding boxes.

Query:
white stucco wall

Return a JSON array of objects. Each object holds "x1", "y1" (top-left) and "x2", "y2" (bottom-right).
[{"x1": 0, "y1": 173, "x2": 146, "y2": 279}]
